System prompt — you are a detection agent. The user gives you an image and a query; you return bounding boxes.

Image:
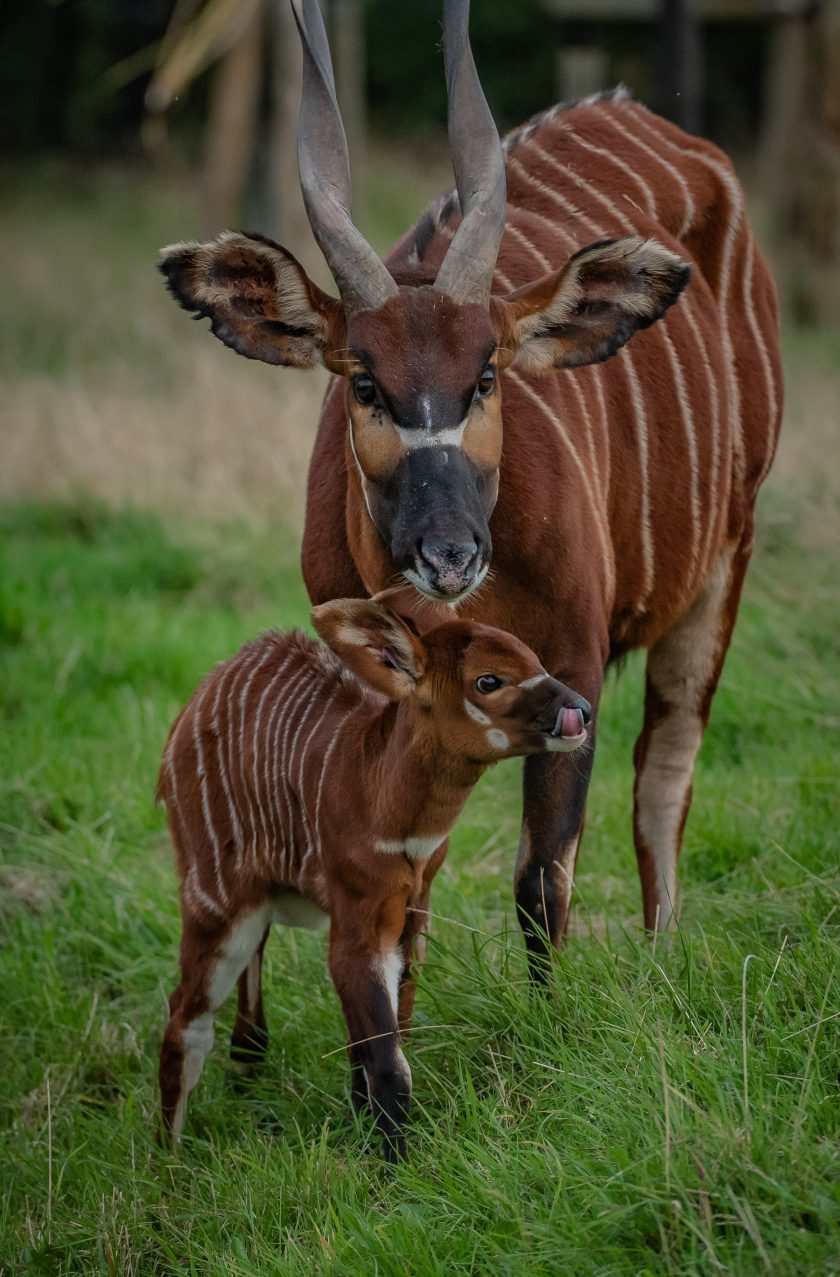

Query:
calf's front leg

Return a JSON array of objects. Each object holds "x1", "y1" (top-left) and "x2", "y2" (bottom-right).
[{"x1": 328, "y1": 892, "x2": 411, "y2": 1162}]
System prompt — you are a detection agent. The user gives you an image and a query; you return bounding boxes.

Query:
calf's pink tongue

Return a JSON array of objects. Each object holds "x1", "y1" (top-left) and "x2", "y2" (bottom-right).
[{"x1": 558, "y1": 707, "x2": 584, "y2": 738}]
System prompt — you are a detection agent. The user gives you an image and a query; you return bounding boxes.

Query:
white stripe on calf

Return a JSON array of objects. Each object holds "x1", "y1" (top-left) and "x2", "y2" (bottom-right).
[
  {"x1": 237, "y1": 647, "x2": 277, "y2": 860},
  {"x1": 518, "y1": 674, "x2": 549, "y2": 689},
  {"x1": 191, "y1": 680, "x2": 229, "y2": 905},
  {"x1": 263, "y1": 660, "x2": 310, "y2": 866},
  {"x1": 463, "y1": 698, "x2": 491, "y2": 726},
  {"x1": 211, "y1": 661, "x2": 244, "y2": 864},
  {"x1": 251, "y1": 653, "x2": 300, "y2": 862},
  {"x1": 292, "y1": 682, "x2": 341, "y2": 872}
]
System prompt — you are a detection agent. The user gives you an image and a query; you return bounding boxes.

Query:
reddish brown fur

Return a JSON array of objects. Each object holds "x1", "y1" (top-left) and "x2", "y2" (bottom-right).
[
  {"x1": 300, "y1": 96, "x2": 782, "y2": 947},
  {"x1": 160, "y1": 89, "x2": 781, "y2": 972},
  {"x1": 157, "y1": 598, "x2": 590, "y2": 1157}
]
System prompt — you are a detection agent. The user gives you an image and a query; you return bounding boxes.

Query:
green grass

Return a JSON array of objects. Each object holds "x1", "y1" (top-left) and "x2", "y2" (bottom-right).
[{"x1": 1, "y1": 499, "x2": 838, "y2": 1275}]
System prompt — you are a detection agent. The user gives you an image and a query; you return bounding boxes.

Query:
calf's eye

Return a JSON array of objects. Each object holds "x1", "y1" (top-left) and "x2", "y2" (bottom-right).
[
  {"x1": 353, "y1": 376, "x2": 377, "y2": 406},
  {"x1": 476, "y1": 366, "x2": 495, "y2": 398},
  {"x1": 476, "y1": 674, "x2": 504, "y2": 694}
]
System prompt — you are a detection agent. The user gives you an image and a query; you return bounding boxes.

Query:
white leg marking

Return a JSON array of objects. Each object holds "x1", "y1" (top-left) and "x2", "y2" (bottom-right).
[
  {"x1": 637, "y1": 547, "x2": 736, "y2": 927},
  {"x1": 375, "y1": 949, "x2": 404, "y2": 1018},
  {"x1": 208, "y1": 907, "x2": 272, "y2": 1009},
  {"x1": 172, "y1": 1010, "x2": 215, "y2": 1139}
]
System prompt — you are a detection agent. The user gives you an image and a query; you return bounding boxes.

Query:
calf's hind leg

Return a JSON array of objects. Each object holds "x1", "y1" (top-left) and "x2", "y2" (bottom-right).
[
  {"x1": 633, "y1": 538, "x2": 753, "y2": 930},
  {"x1": 230, "y1": 925, "x2": 270, "y2": 1065},
  {"x1": 159, "y1": 907, "x2": 269, "y2": 1139}
]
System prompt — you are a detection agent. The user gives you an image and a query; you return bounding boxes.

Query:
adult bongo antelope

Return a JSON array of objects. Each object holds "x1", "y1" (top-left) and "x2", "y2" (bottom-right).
[
  {"x1": 159, "y1": 0, "x2": 782, "y2": 973},
  {"x1": 158, "y1": 597, "x2": 591, "y2": 1157}
]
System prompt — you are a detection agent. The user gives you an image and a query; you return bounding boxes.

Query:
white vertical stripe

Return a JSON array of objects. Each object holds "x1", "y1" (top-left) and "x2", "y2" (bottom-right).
[
  {"x1": 584, "y1": 363, "x2": 611, "y2": 507},
  {"x1": 250, "y1": 651, "x2": 299, "y2": 864},
  {"x1": 618, "y1": 352, "x2": 655, "y2": 606},
  {"x1": 237, "y1": 646, "x2": 277, "y2": 861},
  {"x1": 184, "y1": 865, "x2": 225, "y2": 920},
  {"x1": 311, "y1": 712, "x2": 353, "y2": 870},
  {"x1": 566, "y1": 369, "x2": 607, "y2": 523},
  {"x1": 272, "y1": 667, "x2": 320, "y2": 872},
  {"x1": 505, "y1": 217, "x2": 552, "y2": 273},
  {"x1": 553, "y1": 118, "x2": 709, "y2": 583},
  {"x1": 211, "y1": 659, "x2": 244, "y2": 867},
  {"x1": 292, "y1": 681, "x2": 342, "y2": 873},
  {"x1": 191, "y1": 679, "x2": 229, "y2": 905},
  {"x1": 507, "y1": 369, "x2": 615, "y2": 601},
  {"x1": 601, "y1": 106, "x2": 695, "y2": 238},
  {"x1": 258, "y1": 655, "x2": 301, "y2": 861},
  {"x1": 682, "y1": 297, "x2": 722, "y2": 574},
  {"x1": 743, "y1": 233, "x2": 780, "y2": 488},
  {"x1": 559, "y1": 121, "x2": 657, "y2": 219},
  {"x1": 625, "y1": 105, "x2": 744, "y2": 484},
  {"x1": 262, "y1": 660, "x2": 313, "y2": 871},
  {"x1": 222, "y1": 645, "x2": 264, "y2": 873},
  {"x1": 511, "y1": 147, "x2": 659, "y2": 606},
  {"x1": 661, "y1": 326, "x2": 701, "y2": 576}
]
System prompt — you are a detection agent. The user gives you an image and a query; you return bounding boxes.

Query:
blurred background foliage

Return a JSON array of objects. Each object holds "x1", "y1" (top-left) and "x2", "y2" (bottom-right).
[
  {"x1": 2, "y1": 1, "x2": 839, "y2": 322},
  {"x1": 0, "y1": 0, "x2": 810, "y2": 154}
]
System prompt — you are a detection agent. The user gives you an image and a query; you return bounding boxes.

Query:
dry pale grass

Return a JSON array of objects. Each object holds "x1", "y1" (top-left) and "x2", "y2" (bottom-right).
[
  {"x1": 1, "y1": 351, "x2": 327, "y2": 525},
  {"x1": 0, "y1": 164, "x2": 330, "y2": 525}
]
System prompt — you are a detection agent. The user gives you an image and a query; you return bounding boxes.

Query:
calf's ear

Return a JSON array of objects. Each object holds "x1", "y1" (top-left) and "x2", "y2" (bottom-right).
[
  {"x1": 312, "y1": 599, "x2": 427, "y2": 701},
  {"x1": 494, "y1": 236, "x2": 690, "y2": 373},
  {"x1": 159, "y1": 230, "x2": 344, "y2": 368}
]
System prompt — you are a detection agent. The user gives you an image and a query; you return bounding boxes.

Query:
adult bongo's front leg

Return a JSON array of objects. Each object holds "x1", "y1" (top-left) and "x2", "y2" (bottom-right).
[
  {"x1": 516, "y1": 726, "x2": 597, "y2": 980},
  {"x1": 633, "y1": 538, "x2": 753, "y2": 930},
  {"x1": 328, "y1": 895, "x2": 411, "y2": 1161}
]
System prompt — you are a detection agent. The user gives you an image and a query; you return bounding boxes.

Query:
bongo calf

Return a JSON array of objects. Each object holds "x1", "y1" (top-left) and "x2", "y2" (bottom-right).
[{"x1": 157, "y1": 596, "x2": 591, "y2": 1159}]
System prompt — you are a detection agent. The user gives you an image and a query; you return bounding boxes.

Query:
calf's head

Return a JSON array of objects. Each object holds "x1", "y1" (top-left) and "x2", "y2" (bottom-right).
[
  {"x1": 312, "y1": 597, "x2": 592, "y2": 764},
  {"x1": 160, "y1": 0, "x2": 689, "y2": 602}
]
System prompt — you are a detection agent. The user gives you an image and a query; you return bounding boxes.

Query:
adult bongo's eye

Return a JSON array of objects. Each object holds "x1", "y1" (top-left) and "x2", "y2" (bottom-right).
[
  {"x1": 353, "y1": 375, "x2": 377, "y2": 406},
  {"x1": 476, "y1": 674, "x2": 504, "y2": 694},
  {"x1": 476, "y1": 366, "x2": 495, "y2": 398}
]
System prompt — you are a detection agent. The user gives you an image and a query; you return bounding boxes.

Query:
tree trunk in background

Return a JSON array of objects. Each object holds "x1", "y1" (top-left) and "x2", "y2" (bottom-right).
[
  {"x1": 201, "y1": 3, "x2": 263, "y2": 236},
  {"x1": 758, "y1": 2, "x2": 840, "y2": 323},
  {"x1": 656, "y1": 0, "x2": 702, "y2": 136}
]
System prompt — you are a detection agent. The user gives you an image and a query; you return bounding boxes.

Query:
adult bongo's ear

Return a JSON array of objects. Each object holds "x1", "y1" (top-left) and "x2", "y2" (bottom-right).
[
  {"x1": 494, "y1": 236, "x2": 690, "y2": 373},
  {"x1": 159, "y1": 230, "x2": 344, "y2": 368},
  {"x1": 311, "y1": 599, "x2": 428, "y2": 701}
]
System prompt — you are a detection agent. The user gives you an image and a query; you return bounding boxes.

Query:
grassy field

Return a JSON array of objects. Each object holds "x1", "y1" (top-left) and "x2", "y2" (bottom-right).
[{"x1": 1, "y1": 164, "x2": 839, "y2": 1273}]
